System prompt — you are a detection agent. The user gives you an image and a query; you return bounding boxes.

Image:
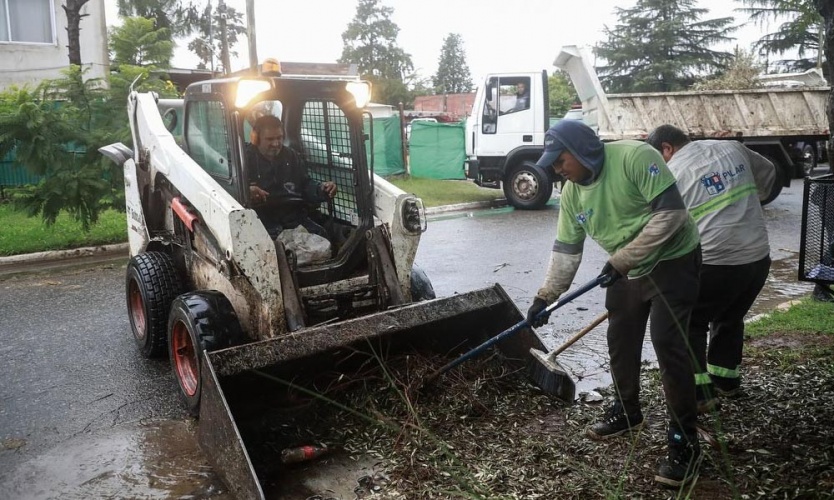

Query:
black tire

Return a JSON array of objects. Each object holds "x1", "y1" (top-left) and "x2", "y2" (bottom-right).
[
  {"x1": 761, "y1": 155, "x2": 785, "y2": 206},
  {"x1": 167, "y1": 291, "x2": 244, "y2": 416},
  {"x1": 410, "y1": 265, "x2": 436, "y2": 301},
  {"x1": 126, "y1": 252, "x2": 183, "y2": 358},
  {"x1": 802, "y1": 144, "x2": 817, "y2": 176},
  {"x1": 503, "y1": 161, "x2": 553, "y2": 210}
]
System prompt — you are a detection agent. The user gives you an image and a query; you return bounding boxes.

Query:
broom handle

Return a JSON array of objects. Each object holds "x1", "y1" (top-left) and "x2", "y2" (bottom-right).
[{"x1": 548, "y1": 311, "x2": 609, "y2": 358}]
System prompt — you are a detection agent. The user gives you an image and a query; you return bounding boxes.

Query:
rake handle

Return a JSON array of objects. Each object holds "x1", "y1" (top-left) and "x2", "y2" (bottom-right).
[
  {"x1": 548, "y1": 311, "x2": 609, "y2": 358},
  {"x1": 425, "y1": 275, "x2": 603, "y2": 383}
]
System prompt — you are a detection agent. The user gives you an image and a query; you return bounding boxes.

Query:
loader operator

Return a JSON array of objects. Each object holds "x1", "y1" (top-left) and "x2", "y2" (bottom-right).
[
  {"x1": 647, "y1": 125, "x2": 774, "y2": 409},
  {"x1": 525, "y1": 119, "x2": 703, "y2": 488},
  {"x1": 246, "y1": 115, "x2": 337, "y2": 240}
]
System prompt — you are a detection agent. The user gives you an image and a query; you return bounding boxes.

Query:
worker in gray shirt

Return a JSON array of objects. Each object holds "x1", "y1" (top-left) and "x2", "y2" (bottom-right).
[{"x1": 647, "y1": 125, "x2": 775, "y2": 410}]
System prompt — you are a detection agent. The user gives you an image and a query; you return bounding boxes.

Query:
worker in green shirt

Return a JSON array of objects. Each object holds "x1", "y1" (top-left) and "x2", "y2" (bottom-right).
[{"x1": 527, "y1": 120, "x2": 702, "y2": 488}]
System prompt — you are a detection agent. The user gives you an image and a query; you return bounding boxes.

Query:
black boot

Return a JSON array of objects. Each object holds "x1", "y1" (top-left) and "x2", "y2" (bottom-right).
[
  {"x1": 655, "y1": 428, "x2": 702, "y2": 488},
  {"x1": 586, "y1": 401, "x2": 644, "y2": 440}
]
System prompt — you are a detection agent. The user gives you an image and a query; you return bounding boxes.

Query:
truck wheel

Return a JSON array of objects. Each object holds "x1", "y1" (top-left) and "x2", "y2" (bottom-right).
[
  {"x1": 503, "y1": 162, "x2": 553, "y2": 210},
  {"x1": 126, "y1": 252, "x2": 183, "y2": 358},
  {"x1": 410, "y1": 265, "x2": 436, "y2": 301},
  {"x1": 802, "y1": 144, "x2": 817, "y2": 176},
  {"x1": 168, "y1": 291, "x2": 244, "y2": 417},
  {"x1": 761, "y1": 155, "x2": 785, "y2": 206}
]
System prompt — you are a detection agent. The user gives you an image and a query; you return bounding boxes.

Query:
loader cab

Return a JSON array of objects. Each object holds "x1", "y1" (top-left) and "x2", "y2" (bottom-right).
[{"x1": 181, "y1": 76, "x2": 375, "y2": 289}]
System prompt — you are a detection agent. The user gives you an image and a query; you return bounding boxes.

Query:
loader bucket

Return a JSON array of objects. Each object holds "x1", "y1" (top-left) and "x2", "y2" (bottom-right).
[{"x1": 197, "y1": 283, "x2": 557, "y2": 499}]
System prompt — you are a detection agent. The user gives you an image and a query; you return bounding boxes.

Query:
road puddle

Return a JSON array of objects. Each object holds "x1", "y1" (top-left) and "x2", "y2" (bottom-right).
[{"x1": 0, "y1": 420, "x2": 230, "y2": 499}]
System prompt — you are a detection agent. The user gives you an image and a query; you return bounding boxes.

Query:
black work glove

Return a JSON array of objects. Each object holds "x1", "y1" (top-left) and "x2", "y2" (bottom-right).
[
  {"x1": 598, "y1": 261, "x2": 622, "y2": 288},
  {"x1": 526, "y1": 298, "x2": 551, "y2": 328}
]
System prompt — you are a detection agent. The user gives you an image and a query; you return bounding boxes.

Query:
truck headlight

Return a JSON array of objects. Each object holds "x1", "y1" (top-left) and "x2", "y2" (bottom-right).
[{"x1": 402, "y1": 198, "x2": 427, "y2": 233}]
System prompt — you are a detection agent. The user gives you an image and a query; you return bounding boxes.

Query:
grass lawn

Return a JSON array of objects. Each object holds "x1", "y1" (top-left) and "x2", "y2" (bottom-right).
[
  {"x1": 0, "y1": 178, "x2": 502, "y2": 256},
  {"x1": 386, "y1": 175, "x2": 503, "y2": 208},
  {"x1": 0, "y1": 204, "x2": 127, "y2": 256}
]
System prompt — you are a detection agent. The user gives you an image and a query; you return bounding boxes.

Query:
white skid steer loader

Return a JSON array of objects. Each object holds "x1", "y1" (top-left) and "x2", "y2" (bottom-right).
[{"x1": 100, "y1": 72, "x2": 556, "y2": 499}]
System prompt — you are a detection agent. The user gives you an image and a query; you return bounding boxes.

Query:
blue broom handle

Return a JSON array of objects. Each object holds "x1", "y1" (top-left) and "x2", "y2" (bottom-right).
[{"x1": 428, "y1": 275, "x2": 603, "y2": 378}]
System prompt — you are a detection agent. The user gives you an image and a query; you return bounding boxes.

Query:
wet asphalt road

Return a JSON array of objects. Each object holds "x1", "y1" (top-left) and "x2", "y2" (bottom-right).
[{"x1": 0, "y1": 171, "x2": 820, "y2": 498}]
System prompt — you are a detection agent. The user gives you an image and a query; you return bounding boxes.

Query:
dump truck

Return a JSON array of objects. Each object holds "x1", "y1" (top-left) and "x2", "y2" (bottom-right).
[
  {"x1": 465, "y1": 45, "x2": 830, "y2": 209},
  {"x1": 100, "y1": 68, "x2": 556, "y2": 499}
]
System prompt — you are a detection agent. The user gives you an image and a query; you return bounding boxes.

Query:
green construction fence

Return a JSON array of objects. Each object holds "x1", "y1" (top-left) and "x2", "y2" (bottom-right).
[
  {"x1": 408, "y1": 120, "x2": 465, "y2": 180},
  {"x1": 364, "y1": 115, "x2": 406, "y2": 177}
]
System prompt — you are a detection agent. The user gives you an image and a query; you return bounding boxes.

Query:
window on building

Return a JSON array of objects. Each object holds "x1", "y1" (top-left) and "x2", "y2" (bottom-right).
[{"x1": 0, "y1": 0, "x2": 54, "y2": 44}]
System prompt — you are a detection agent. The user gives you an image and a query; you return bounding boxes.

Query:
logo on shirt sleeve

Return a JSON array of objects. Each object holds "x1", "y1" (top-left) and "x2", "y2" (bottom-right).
[
  {"x1": 648, "y1": 163, "x2": 660, "y2": 176},
  {"x1": 700, "y1": 172, "x2": 725, "y2": 195}
]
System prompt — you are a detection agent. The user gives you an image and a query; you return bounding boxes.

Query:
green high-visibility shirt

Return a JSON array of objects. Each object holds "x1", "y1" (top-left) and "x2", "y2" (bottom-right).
[{"x1": 557, "y1": 140, "x2": 700, "y2": 277}]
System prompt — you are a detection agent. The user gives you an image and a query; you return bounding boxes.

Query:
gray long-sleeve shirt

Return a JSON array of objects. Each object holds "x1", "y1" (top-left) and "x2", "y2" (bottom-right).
[{"x1": 667, "y1": 140, "x2": 773, "y2": 265}]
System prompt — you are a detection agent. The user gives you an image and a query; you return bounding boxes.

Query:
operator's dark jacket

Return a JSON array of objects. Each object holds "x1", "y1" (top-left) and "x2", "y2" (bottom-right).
[{"x1": 245, "y1": 144, "x2": 329, "y2": 235}]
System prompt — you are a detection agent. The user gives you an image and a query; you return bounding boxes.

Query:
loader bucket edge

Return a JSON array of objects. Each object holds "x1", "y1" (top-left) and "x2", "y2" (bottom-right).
[
  {"x1": 199, "y1": 283, "x2": 552, "y2": 498},
  {"x1": 198, "y1": 351, "x2": 265, "y2": 500}
]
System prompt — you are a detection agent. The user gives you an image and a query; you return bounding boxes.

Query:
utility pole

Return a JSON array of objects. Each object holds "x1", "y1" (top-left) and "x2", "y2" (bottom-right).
[
  {"x1": 246, "y1": 0, "x2": 258, "y2": 72},
  {"x1": 207, "y1": 0, "x2": 214, "y2": 74},
  {"x1": 218, "y1": 0, "x2": 231, "y2": 74}
]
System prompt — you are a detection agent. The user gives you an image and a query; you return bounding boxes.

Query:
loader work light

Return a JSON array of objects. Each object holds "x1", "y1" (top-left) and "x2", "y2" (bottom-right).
[
  {"x1": 346, "y1": 81, "x2": 372, "y2": 108},
  {"x1": 235, "y1": 79, "x2": 271, "y2": 109},
  {"x1": 403, "y1": 198, "x2": 427, "y2": 233}
]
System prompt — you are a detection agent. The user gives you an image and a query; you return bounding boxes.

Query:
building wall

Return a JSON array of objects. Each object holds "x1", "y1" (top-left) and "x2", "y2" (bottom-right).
[
  {"x1": 412, "y1": 93, "x2": 476, "y2": 121},
  {"x1": 0, "y1": 0, "x2": 109, "y2": 91}
]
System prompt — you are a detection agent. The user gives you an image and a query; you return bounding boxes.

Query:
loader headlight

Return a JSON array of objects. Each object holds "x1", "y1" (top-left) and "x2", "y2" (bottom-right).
[
  {"x1": 235, "y1": 79, "x2": 272, "y2": 109},
  {"x1": 403, "y1": 198, "x2": 427, "y2": 233},
  {"x1": 346, "y1": 81, "x2": 372, "y2": 108}
]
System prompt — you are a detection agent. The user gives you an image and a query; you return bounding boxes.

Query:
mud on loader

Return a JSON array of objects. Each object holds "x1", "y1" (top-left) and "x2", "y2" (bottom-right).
[{"x1": 100, "y1": 73, "x2": 557, "y2": 498}]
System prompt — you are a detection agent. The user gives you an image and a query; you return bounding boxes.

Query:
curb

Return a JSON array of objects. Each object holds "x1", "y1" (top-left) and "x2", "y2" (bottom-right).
[
  {"x1": 0, "y1": 200, "x2": 509, "y2": 270},
  {"x1": 0, "y1": 243, "x2": 130, "y2": 270}
]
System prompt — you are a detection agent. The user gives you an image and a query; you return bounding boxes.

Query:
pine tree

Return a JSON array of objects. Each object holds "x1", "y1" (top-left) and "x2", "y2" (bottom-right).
[
  {"x1": 433, "y1": 34, "x2": 473, "y2": 94},
  {"x1": 595, "y1": 0, "x2": 736, "y2": 92},
  {"x1": 109, "y1": 17, "x2": 174, "y2": 68},
  {"x1": 339, "y1": 0, "x2": 413, "y2": 105},
  {"x1": 737, "y1": 0, "x2": 825, "y2": 72}
]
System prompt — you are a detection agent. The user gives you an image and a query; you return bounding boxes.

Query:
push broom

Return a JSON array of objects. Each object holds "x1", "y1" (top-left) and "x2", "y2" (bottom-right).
[
  {"x1": 528, "y1": 310, "x2": 609, "y2": 399},
  {"x1": 422, "y1": 275, "x2": 604, "y2": 401}
]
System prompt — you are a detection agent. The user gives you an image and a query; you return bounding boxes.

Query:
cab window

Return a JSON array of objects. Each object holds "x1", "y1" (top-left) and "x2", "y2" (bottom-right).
[{"x1": 185, "y1": 100, "x2": 231, "y2": 179}]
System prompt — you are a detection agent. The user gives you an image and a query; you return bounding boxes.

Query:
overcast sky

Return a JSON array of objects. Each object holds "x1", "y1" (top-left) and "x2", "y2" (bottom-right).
[{"x1": 103, "y1": 0, "x2": 775, "y2": 82}]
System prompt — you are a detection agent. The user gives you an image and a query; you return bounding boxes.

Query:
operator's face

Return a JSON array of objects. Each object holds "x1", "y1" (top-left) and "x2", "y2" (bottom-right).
[
  {"x1": 551, "y1": 151, "x2": 591, "y2": 184},
  {"x1": 257, "y1": 126, "x2": 284, "y2": 159},
  {"x1": 517, "y1": 83, "x2": 526, "y2": 94}
]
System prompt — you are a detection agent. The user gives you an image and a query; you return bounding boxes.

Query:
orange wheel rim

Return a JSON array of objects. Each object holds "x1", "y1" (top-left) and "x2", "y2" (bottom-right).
[
  {"x1": 171, "y1": 320, "x2": 198, "y2": 396},
  {"x1": 128, "y1": 280, "x2": 146, "y2": 340}
]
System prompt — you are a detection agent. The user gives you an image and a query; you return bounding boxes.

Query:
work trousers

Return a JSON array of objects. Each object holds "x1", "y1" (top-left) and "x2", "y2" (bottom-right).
[
  {"x1": 605, "y1": 246, "x2": 701, "y2": 438},
  {"x1": 690, "y1": 255, "x2": 771, "y2": 387}
]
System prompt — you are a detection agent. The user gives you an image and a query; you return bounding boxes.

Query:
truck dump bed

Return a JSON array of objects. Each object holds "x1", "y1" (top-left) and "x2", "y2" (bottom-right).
[{"x1": 555, "y1": 45, "x2": 830, "y2": 142}]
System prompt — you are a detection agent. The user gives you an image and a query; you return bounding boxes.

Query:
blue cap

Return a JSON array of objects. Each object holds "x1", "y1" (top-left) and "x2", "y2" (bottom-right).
[{"x1": 535, "y1": 131, "x2": 565, "y2": 168}]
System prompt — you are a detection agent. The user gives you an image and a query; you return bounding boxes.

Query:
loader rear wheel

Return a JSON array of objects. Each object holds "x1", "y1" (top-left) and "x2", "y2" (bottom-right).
[
  {"x1": 168, "y1": 291, "x2": 244, "y2": 416},
  {"x1": 503, "y1": 161, "x2": 553, "y2": 210},
  {"x1": 126, "y1": 252, "x2": 183, "y2": 358}
]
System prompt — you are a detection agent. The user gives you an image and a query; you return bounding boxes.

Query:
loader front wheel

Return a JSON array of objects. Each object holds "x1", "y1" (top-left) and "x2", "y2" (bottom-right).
[
  {"x1": 126, "y1": 252, "x2": 183, "y2": 358},
  {"x1": 410, "y1": 265, "x2": 436, "y2": 301},
  {"x1": 168, "y1": 291, "x2": 244, "y2": 416}
]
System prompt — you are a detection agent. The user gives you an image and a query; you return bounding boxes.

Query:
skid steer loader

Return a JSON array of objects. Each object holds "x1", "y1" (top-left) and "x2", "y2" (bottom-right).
[{"x1": 100, "y1": 70, "x2": 559, "y2": 499}]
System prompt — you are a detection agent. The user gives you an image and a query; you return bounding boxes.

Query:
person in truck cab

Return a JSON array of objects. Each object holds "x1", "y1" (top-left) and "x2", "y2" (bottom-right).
[
  {"x1": 525, "y1": 119, "x2": 703, "y2": 488},
  {"x1": 511, "y1": 81, "x2": 530, "y2": 112},
  {"x1": 647, "y1": 124, "x2": 774, "y2": 411},
  {"x1": 246, "y1": 115, "x2": 337, "y2": 240}
]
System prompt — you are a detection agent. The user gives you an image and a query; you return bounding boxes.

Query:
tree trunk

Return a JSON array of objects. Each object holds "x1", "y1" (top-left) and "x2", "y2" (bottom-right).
[{"x1": 63, "y1": 0, "x2": 91, "y2": 66}]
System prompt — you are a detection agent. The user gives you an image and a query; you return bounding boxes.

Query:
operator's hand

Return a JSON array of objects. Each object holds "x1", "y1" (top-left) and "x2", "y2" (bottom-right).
[
  {"x1": 250, "y1": 185, "x2": 269, "y2": 205},
  {"x1": 526, "y1": 298, "x2": 551, "y2": 328},
  {"x1": 598, "y1": 261, "x2": 622, "y2": 288},
  {"x1": 321, "y1": 181, "x2": 337, "y2": 199}
]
